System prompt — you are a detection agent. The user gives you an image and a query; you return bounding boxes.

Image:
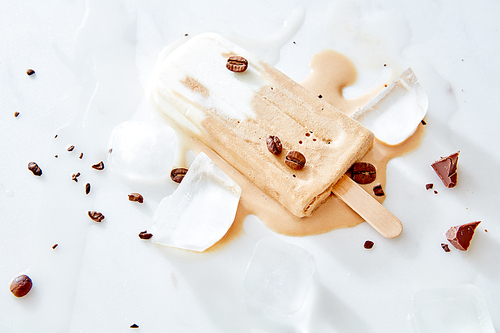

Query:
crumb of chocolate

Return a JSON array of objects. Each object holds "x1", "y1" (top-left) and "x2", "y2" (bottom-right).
[
  {"x1": 128, "y1": 193, "x2": 144, "y2": 203},
  {"x1": 88, "y1": 211, "x2": 105, "y2": 222},
  {"x1": 71, "y1": 172, "x2": 81, "y2": 182},
  {"x1": 318, "y1": 94, "x2": 323, "y2": 98},
  {"x1": 364, "y1": 240, "x2": 374, "y2": 249},
  {"x1": 92, "y1": 161, "x2": 105, "y2": 170},
  {"x1": 139, "y1": 230, "x2": 153, "y2": 240},
  {"x1": 184, "y1": 33, "x2": 188, "y2": 37},
  {"x1": 441, "y1": 243, "x2": 451, "y2": 252},
  {"x1": 426, "y1": 183, "x2": 433, "y2": 190},
  {"x1": 384, "y1": 84, "x2": 388, "y2": 87},
  {"x1": 485, "y1": 229, "x2": 488, "y2": 232},
  {"x1": 384, "y1": 63, "x2": 387, "y2": 67},
  {"x1": 293, "y1": 41, "x2": 296, "y2": 44},
  {"x1": 431, "y1": 151, "x2": 459, "y2": 188},
  {"x1": 108, "y1": 148, "x2": 113, "y2": 153},
  {"x1": 10, "y1": 275, "x2": 32, "y2": 297},
  {"x1": 26, "y1": 69, "x2": 35, "y2": 76},
  {"x1": 446, "y1": 221, "x2": 480, "y2": 251},
  {"x1": 52, "y1": 244, "x2": 58, "y2": 249},
  {"x1": 373, "y1": 184, "x2": 385, "y2": 196},
  {"x1": 421, "y1": 119, "x2": 427, "y2": 125},
  {"x1": 55, "y1": 155, "x2": 58, "y2": 158},
  {"x1": 54, "y1": 134, "x2": 58, "y2": 138},
  {"x1": 67, "y1": 145, "x2": 75, "y2": 152},
  {"x1": 79, "y1": 152, "x2": 83, "y2": 159},
  {"x1": 14, "y1": 112, "x2": 20, "y2": 117},
  {"x1": 130, "y1": 323, "x2": 139, "y2": 328},
  {"x1": 434, "y1": 190, "x2": 438, "y2": 194},
  {"x1": 85, "y1": 183, "x2": 91, "y2": 195},
  {"x1": 28, "y1": 162, "x2": 42, "y2": 176}
]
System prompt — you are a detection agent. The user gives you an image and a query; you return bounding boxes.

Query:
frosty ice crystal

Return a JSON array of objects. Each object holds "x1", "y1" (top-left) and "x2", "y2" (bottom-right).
[
  {"x1": 352, "y1": 68, "x2": 428, "y2": 145},
  {"x1": 412, "y1": 285, "x2": 495, "y2": 333},
  {"x1": 151, "y1": 152, "x2": 241, "y2": 252},
  {"x1": 243, "y1": 237, "x2": 316, "y2": 317},
  {"x1": 107, "y1": 121, "x2": 179, "y2": 181}
]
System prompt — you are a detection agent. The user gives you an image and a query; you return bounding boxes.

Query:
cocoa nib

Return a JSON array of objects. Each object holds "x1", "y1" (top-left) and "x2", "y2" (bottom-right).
[
  {"x1": 373, "y1": 184, "x2": 385, "y2": 196},
  {"x1": 88, "y1": 211, "x2": 105, "y2": 222},
  {"x1": 170, "y1": 168, "x2": 188, "y2": 183},
  {"x1": 128, "y1": 193, "x2": 144, "y2": 203},
  {"x1": 92, "y1": 161, "x2": 105, "y2": 170},
  {"x1": 347, "y1": 162, "x2": 376, "y2": 184},
  {"x1": 266, "y1": 135, "x2": 282, "y2": 155},
  {"x1": 431, "y1": 151, "x2": 459, "y2": 188},
  {"x1": 445, "y1": 221, "x2": 480, "y2": 251},
  {"x1": 28, "y1": 162, "x2": 42, "y2": 176}
]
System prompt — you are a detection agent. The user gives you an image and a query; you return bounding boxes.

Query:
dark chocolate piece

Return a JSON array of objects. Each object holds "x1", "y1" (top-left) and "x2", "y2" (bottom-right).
[
  {"x1": 52, "y1": 244, "x2": 58, "y2": 249},
  {"x1": 425, "y1": 183, "x2": 433, "y2": 190},
  {"x1": 14, "y1": 112, "x2": 20, "y2": 117},
  {"x1": 445, "y1": 221, "x2": 480, "y2": 251},
  {"x1": 130, "y1": 324, "x2": 139, "y2": 328},
  {"x1": 85, "y1": 183, "x2": 91, "y2": 195},
  {"x1": 88, "y1": 211, "x2": 105, "y2": 222},
  {"x1": 373, "y1": 184, "x2": 385, "y2": 196},
  {"x1": 26, "y1": 69, "x2": 35, "y2": 76},
  {"x1": 139, "y1": 230, "x2": 153, "y2": 240},
  {"x1": 364, "y1": 240, "x2": 374, "y2": 249},
  {"x1": 28, "y1": 162, "x2": 42, "y2": 176},
  {"x1": 67, "y1": 145, "x2": 75, "y2": 152},
  {"x1": 431, "y1": 152, "x2": 459, "y2": 188},
  {"x1": 92, "y1": 161, "x2": 105, "y2": 170},
  {"x1": 79, "y1": 152, "x2": 83, "y2": 159}
]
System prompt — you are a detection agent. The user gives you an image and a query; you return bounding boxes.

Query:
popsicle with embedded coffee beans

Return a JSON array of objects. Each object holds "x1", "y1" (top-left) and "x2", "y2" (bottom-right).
[{"x1": 151, "y1": 33, "x2": 402, "y2": 237}]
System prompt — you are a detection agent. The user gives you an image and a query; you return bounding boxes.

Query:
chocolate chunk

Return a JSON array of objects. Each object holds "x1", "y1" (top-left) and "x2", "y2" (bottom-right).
[
  {"x1": 52, "y1": 243, "x2": 58, "y2": 249},
  {"x1": 139, "y1": 230, "x2": 153, "y2": 240},
  {"x1": 85, "y1": 183, "x2": 91, "y2": 195},
  {"x1": 364, "y1": 240, "x2": 374, "y2": 249},
  {"x1": 128, "y1": 193, "x2": 144, "y2": 203},
  {"x1": 14, "y1": 112, "x2": 20, "y2": 117},
  {"x1": 441, "y1": 243, "x2": 451, "y2": 252},
  {"x1": 431, "y1": 151, "x2": 459, "y2": 188},
  {"x1": 92, "y1": 161, "x2": 105, "y2": 170},
  {"x1": 67, "y1": 145, "x2": 75, "y2": 152},
  {"x1": 285, "y1": 151, "x2": 306, "y2": 170},
  {"x1": 347, "y1": 162, "x2": 377, "y2": 184},
  {"x1": 71, "y1": 172, "x2": 81, "y2": 182},
  {"x1": 425, "y1": 183, "x2": 433, "y2": 190},
  {"x1": 226, "y1": 56, "x2": 248, "y2": 73},
  {"x1": 445, "y1": 221, "x2": 480, "y2": 251},
  {"x1": 79, "y1": 152, "x2": 83, "y2": 159},
  {"x1": 88, "y1": 211, "x2": 105, "y2": 222},
  {"x1": 130, "y1": 324, "x2": 139, "y2": 328},
  {"x1": 10, "y1": 274, "x2": 32, "y2": 297},
  {"x1": 318, "y1": 94, "x2": 323, "y2": 98},
  {"x1": 434, "y1": 190, "x2": 438, "y2": 194},
  {"x1": 373, "y1": 184, "x2": 385, "y2": 196},
  {"x1": 266, "y1": 135, "x2": 282, "y2": 155},
  {"x1": 26, "y1": 69, "x2": 35, "y2": 76},
  {"x1": 421, "y1": 119, "x2": 427, "y2": 125},
  {"x1": 170, "y1": 167, "x2": 188, "y2": 183},
  {"x1": 28, "y1": 162, "x2": 42, "y2": 176}
]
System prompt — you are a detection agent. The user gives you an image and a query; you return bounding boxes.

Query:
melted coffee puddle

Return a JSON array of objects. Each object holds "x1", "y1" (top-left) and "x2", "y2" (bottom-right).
[{"x1": 197, "y1": 50, "x2": 424, "y2": 250}]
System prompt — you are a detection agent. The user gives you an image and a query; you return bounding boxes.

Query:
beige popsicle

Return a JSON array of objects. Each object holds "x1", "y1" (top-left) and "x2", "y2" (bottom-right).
[{"x1": 151, "y1": 33, "x2": 402, "y2": 238}]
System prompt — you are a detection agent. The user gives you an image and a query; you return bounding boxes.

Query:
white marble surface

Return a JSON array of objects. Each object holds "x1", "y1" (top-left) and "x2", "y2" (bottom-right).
[{"x1": 1, "y1": 0, "x2": 499, "y2": 332}]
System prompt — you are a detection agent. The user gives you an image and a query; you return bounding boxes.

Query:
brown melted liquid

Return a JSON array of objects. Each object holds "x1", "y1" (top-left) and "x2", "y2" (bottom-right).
[{"x1": 188, "y1": 50, "x2": 424, "y2": 251}]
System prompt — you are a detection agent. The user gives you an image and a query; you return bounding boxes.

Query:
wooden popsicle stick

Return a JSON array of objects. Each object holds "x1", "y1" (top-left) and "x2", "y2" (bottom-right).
[{"x1": 331, "y1": 175, "x2": 403, "y2": 239}]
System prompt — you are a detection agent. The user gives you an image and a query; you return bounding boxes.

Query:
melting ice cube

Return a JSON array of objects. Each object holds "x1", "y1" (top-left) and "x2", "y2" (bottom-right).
[
  {"x1": 352, "y1": 68, "x2": 428, "y2": 145},
  {"x1": 151, "y1": 152, "x2": 241, "y2": 252},
  {"x1": 243, "y1": 237, "x2": 316, "y2": 317},
  {"x1": 412, "y1": 284, "x2": 495, "y2": 333},
  {"x1": 107, "y1": 121, "x2": 178, "y2": 182}
]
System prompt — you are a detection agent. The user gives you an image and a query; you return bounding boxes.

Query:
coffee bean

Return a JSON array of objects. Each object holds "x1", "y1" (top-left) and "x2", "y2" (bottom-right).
[
  {"x1": 138, "y1": 230, "x2": 153, "y2": 240},
  {"x1": 226, "y1": 56, "x2": 248, "y2": 73},
  {"x1": 92, "y1": 161, "x2": 105, "y2": 170},
  {"x1": 170, "y1": 168, "x2": 188, "y2": 183},
  {"x1": 373, "y1": 184, "x2": 385, "y2": 196},
  {"x1": 88, "y1": 211, "x2": 105, "y2": 222},
  {"x1": 347, "y1": 162, "x2": 377, "y2": 184},
  {"x1": 26, "y1": 69, "x2": 35, "y2": 76},
  {"x1": 128, "y1": 193, "x2": 144, "y2": 203},
  {"x1": 85, "y1": 183, "x2": 91, "y2": 195},
  {"x1": 10, "y1": 275, "x2": 32, "y2": 297},
  {"x1": 364, "y1": 240, "x2": 374, "y2": 249},
  {"x1": 285, "y1": 151, "x2": 306, "y2": 170},
  {"x1": 266, "y1": 135, "x2": 282, "y2": 155},
  {"x1": 28, "y1": 162, "x2": 42, "y2": 176}
]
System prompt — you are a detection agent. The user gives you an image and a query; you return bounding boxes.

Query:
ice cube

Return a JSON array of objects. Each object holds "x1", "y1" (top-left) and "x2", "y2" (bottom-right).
[
  {"x1": 107, "y1": 120, "x2": 178, "y2": 182},
  {"x1": 412, "y1": 284, "x2": 495, "y2": 333},
  {"x1": 151, "y1": 152, "x2": 241, "y2": 252},
  {"x1": 352, "y1": 68, "x2": 428, "y2": 145},
  {"x1": 243, "y1": 237, "x2": 316, "y2": 317}
]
